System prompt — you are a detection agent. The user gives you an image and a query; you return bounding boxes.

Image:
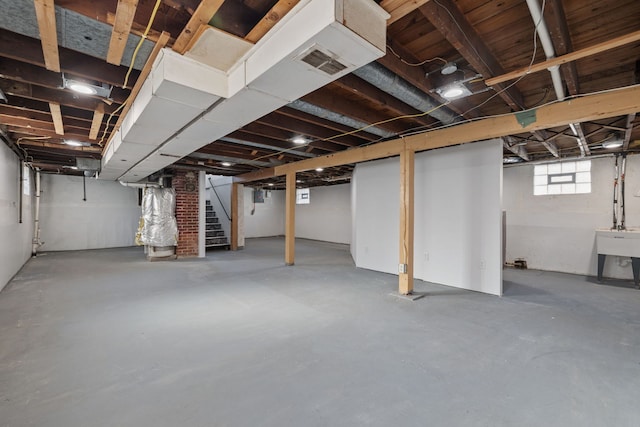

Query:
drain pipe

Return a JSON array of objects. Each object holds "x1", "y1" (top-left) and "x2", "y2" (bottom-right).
[
  {"x1": 525, "y1": 0, "x2": 588, "y2": 156},
  {"x1": 32, "y1": 170, "x2": 42, "y2": 256},
  {"x1": 119, "y1": 181, "x2": 160, "y2": 189}
]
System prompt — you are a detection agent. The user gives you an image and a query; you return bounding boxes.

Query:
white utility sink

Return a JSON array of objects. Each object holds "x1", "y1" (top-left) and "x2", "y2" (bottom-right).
[{"x1": 595, "y1": 228, "x2": 640, "y2": 288}]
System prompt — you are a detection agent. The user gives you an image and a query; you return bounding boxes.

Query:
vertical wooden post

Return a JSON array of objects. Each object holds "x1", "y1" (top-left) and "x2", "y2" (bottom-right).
[
  {"x1": 285, "y1": 171, "x2": 296, "y2": 265},
  {"x1": 231, "y1": 182, "x2": 239, "y2": 251},
  {"x1": 399, "y1": 147, "x2": 415, "y2": 295}
]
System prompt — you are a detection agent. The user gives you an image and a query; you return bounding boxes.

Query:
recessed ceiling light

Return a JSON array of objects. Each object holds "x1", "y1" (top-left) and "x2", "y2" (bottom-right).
[
  {"x1": 67, "y1": 82, "x2": 98, "y2": 95},
  {"x1": 292, "y1": 137, "x2": 307, "y2": 145},
  {"x1": 441, "y1": 86, "x2": 465, "y2": 99},
  {"x1": 602, "y1": 140, "x2": 623, "y2": 149},
  {"x1": 315, "y1": 168, "x2": 324, "y2": 172},
  {"x1": 296, "y1": 180, "x2": 302, "y2": 183},
  {"x1": 441, "y1": 62, "x2": 458, "y2": 75},
  {"x1": 221, "y1": 162, "x2": 232, "y2": 167},
  {"x1": 64, "y1": 140, "x2": 84, "y2": 147},
  {"x1": 268, "y1": 183, "x2": 274, "y2": 186}
]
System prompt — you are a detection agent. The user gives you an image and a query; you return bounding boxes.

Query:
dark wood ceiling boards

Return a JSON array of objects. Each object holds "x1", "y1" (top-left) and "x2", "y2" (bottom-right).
[{"x1": 0, "y1": 0, "x2": 638, "y2": 186}]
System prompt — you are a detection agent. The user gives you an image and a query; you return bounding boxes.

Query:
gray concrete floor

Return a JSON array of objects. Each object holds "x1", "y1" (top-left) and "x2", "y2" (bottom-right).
[{"x1": 1, "y1": 237, "x2": 639, "y2": 427}]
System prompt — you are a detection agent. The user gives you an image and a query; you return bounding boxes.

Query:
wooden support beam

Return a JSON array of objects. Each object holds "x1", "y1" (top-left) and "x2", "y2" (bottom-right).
[
  {"x1": 486, "y1": 30, "x2": 640, "y2": 87},
  {"x1": 381, "y1": 0, "x2": 431, "y2": 26},
  {"x1": 233, "y1": 167, "x2": 276, "y2": 183},
  {"x1": 231, "y1": 182, "x2": 240, "y2": 250},
  {"x1": 89, "y1": 106, "x2": 105, "y2": 140},
  {"x1": 234, "y1": 84, "x2": 640, "y2": 183},
  {"x1": 107, "y1": 0, "x2": 139, "y2": 66},
  {"x1": 398, "y1": 145, "x2": 414, "y2": 295},
  {"x1": 34, "y1": 0, "x2": 60, "y2": 72},
  {"x1": 284, "y1": 171, "x2": 296, "y2": 266},
  {"x1": 173, "y1": 0, "x2": 225, "y2": 54},
  {"x1": 245, "y1": 0, "x2": 299, "y2": 43},
  {"x1": 48, "y1": 102, "x2": 64, "y2": 135}
]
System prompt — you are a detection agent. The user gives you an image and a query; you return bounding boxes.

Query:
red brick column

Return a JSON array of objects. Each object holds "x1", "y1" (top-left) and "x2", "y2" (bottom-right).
[{"x1": 173, "y1": 170, "x2": 199, "y2": 257}]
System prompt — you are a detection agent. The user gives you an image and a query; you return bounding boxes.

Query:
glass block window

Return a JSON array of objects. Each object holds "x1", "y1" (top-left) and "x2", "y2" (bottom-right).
[{"x1": 534, "y1": 160, "x2": 591, "y2": 195}]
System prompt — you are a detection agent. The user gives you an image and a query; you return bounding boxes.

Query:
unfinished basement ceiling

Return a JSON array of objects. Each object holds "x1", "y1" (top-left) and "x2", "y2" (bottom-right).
[{"x1": 0, "y1": 0, "x2": 639, "y2": 188}]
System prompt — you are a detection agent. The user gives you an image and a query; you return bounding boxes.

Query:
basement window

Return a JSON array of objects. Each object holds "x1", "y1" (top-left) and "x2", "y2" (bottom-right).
[
  {"x1": 534, "y1": 160, "x2": 591, "y2": 195},
  {"x1": 296, "y1": 188, "x2": 310, "y2": 205}
]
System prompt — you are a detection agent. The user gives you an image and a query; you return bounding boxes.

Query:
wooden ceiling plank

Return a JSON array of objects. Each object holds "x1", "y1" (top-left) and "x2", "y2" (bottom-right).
[
  {"x1": 381, "y1": 0, "x2": 432, "y2": 26},
  {"x1": 418, "y1": 0, "x2": 525, "y2": 111},
  {"x1": 544, "y1": 0, "x2": 580, "y2": 95},
  {"x1": 33, "y1": 0, "x2": 60, "y2": 72},
  {"x1": 245, "y1": 0, "x2": 299, "y2": 43},
  {"x1": 302, "y1": 90, "x2": 407, "y2": 134},
  {"x1": 48, "y1": 103, "x2": 64, "y2": 135},
  {"x1": 0, "y1": 105, "x2": 92, "y2": 128},
  {"x1": 173, "y1": 0, "x2": 225, "y2": 54},
  {"x1": 107, "y1": 0, "x2": 140, "y2": 66},
  {"x1": 0, "y1": 80, "x2": 120, "y2": 114},
  {"x1": 276, "y1": 107, "x2": 380, "y2": 142},
  {"x1": 486, "y1": 30, "x2": 640, "y2": 87},
  {"x1": 89, "y1": 106, "x2": 106, "y2": 140},
  {"x1": 0, "y1": 58, "x2": 129, "y2": 105},
  {"x1": 0, "y1": 29, "x2": 140, "y2": 88},
  {"x1": 332, "y1": 74, "x2": 435, "y2": 128},
  {"x1": 233, "y1": 84, "x2": 640, "y2": 180}
]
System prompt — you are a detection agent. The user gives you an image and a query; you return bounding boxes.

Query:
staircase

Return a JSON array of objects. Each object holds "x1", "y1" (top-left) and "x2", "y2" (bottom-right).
[{"x1": 205, "y1": 200, "x2": 230, "y2": 249}]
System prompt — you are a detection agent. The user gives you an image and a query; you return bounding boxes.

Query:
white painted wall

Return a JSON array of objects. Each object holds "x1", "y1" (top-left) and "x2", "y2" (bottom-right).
[
  {"x1": 352, "y1": 140, "x2": 503, "y2": 296},
  {"x1": 504, "y1": 155, "x2": 640, "y2": 279},
  {"x1": 39, "y1": 175, "x2": 140, "y2": 251},
  {"x1": 295, "y1": 184, "x2": 351, "y2": 244},
  {"x1": 0, "y1": 143, "x2": 33, "y2": 291},
  {"x1": 243, "y1": 187, "x2": 285, "y2": 238}
]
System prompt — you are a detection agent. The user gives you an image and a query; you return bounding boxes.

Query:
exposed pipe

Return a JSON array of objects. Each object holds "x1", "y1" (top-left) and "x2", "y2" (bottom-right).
[
  {"x1": 354, "y1": 63, "x2": 460, "y2": 124},
  {"x1": 31, "y1": 170, "x2": 42, "y2": 256},
  {"x1": 525, "y1": 0, "x2": 588, "y2": 156},
  {"x1": 19, "y1": 160, "x2": 23, "y2": 224},
  {"x1": 119, "y1": 181, "x2": 160, "y2": 189}
]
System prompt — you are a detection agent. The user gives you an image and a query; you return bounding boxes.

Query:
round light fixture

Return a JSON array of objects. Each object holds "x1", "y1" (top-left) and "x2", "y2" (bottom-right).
[
  {"x1": 441, "y1": 62, "x2": 458, "y2": 75},
  {"x1": 64, "y1": 140, "x2": 84, "y2": 147},
  {"x1": 441, "y1": 86, "x2": 465, "y2": 99},
  {"x1": 292, "y1": 137, "x2": 307, "y2": 145},
  {"x1": 221, "y1": 161, "x2": 232, "y2": 167},
  {"x1": 68, "y1": 82, "x2": 97, "y2": 95},
  {"x1": 315, "y1": 168, "x2": 324, "y2": 172},
  {"x1": 268, "y1": 183, "x2": 274, "y2": 186},
  {"x1": 296, "y1": 180, "x2": 302, "y2": 183}
]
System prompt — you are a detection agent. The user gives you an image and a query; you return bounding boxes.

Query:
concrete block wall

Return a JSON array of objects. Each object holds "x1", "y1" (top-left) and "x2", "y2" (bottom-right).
[{"x1": 174, "y1": 170, "x2": 199, "y2": 257}]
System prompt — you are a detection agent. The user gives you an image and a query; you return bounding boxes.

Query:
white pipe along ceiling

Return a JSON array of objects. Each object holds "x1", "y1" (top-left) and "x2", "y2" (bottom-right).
[
  {"x1": 99, "y1": 0, "x2": 389, "y2": 182},
  {"x1": 525, "y1": 0, "x2": 589, "y2": 156}
]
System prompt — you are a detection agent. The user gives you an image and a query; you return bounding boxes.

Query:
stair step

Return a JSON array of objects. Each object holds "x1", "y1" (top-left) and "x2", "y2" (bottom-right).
[
  {"x1": 206, "y1": 230, "x2": 226, "y2": 237},
  {"x1": 206, "y1": 217, "x2": 219, "y2": 223},
  {"x1": 206, "y1": 224, "x2": 222, "y2": 231},
  {"x1": 206, "y1": 237, "x2": 228, "y2": 245}
]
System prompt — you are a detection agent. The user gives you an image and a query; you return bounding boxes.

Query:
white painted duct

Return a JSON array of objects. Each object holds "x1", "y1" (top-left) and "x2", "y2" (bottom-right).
[{"x1": 100, "y1": 0, "x2": 389, "y2": 182}]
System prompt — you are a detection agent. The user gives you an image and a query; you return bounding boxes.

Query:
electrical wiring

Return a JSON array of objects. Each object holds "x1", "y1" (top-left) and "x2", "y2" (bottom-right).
[
  {"x1": 123, "y1": 0, "x2": 163, "y2": 89},
  {"x1": 99, "y1": 0, "x2": 162, "y2": 145},
  {"x1": 386, "y1": 44, "x2": 447, "y2": 67}
]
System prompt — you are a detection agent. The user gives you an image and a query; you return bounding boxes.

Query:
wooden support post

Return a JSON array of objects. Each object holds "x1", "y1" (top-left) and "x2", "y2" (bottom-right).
[
  {"x1": 231, "y1": 182, "x2": 239, "y2": 251},
  {"x1": 398, "y1": 146, "x2": 415, "y2": 295},
  {"x1": 285, "y1": 171, "x2": 296, "y2": 265}
]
